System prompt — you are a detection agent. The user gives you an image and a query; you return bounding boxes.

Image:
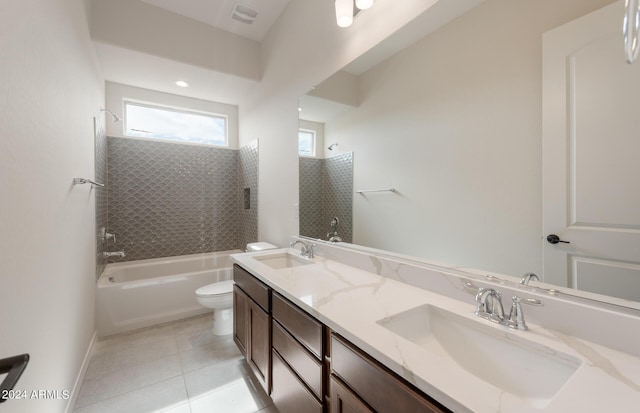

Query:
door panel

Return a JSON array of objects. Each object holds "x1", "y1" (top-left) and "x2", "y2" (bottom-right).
[{"x1": 542, "y1": 0, "x2": 640, "y2": 303}]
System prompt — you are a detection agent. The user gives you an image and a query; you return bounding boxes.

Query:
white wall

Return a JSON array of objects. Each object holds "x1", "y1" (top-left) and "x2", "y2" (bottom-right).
[
  {"x1": 239, "y1": 0, "x2": 443, "y2": 247},
  {"x1": 89, "y1": 0, "x2": 260, "y2": 81},
  {"x1": 0, "y1": 0, "x2": 103, "y2": 412},
  {"x1": 323, "y1": 0, "x2": 614, "y2": 277},
  {"x1": 105, "y1": 82, "x2": 239, "y2": 149}
]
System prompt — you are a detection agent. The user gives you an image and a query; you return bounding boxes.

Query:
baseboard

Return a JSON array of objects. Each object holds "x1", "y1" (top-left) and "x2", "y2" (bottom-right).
[{"x1": 65, "y1": 330, "x2": 97, "y2": 413}]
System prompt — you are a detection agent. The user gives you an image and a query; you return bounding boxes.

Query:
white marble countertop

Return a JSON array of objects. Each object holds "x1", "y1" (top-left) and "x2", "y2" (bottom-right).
[{"x1": 231, "y1": 248, "x2": 640, "y2": 413}]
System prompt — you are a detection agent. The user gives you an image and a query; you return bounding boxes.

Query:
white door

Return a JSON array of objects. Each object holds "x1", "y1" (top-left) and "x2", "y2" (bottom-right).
[{"x1": 542, "y1": 0, "x2": 640, "y2": 304}]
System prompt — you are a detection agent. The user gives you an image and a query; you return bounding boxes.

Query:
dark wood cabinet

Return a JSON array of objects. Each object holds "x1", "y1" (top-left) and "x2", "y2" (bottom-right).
[
  {"x1": 233, "y1": 285, "x2": 248, "y2": 355},
  {"x1": 330, "y1": 333, "x2": 451, "y2": 413},
  {"x1": 272, "y1": 350, "x2": 323, "y2": 413},
  {"x1": 247, "y1": 298, "x2": 270, "y2": 392},
  {"x1": 233, "y1": 264, "x2": 451, "y2": 413},
  {"x1": 330, "y1": 376, "x2": 374, "y2": 413},
  {"x1": 271, "y1": 292, "x2": 326, "y2": 413},
  {"x1": 233, "y1": 265, "x2": 271, "y2": 394}
]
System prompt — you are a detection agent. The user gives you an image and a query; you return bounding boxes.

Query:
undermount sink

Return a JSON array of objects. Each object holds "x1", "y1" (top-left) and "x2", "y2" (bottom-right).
[
  {"x1": 253, "y1": 252, "x2": 313, "y2": 270},
  {"x1": 377, "y1": 304, "x2": 581, "y2": 408}
]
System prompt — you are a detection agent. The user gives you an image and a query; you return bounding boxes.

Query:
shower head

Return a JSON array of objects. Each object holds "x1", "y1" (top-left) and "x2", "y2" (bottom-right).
[
  {"x1": 328, "y1": 143, "x2": 338, "y2": 151},
  {"x1": 100, "y1": 108, "x2": 120, "y2": 123}
]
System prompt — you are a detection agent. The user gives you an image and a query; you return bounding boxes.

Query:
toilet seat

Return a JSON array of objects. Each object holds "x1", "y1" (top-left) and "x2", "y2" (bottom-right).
[{"x1": 196, "y1": 280, "x2": 234, "y2": 298}]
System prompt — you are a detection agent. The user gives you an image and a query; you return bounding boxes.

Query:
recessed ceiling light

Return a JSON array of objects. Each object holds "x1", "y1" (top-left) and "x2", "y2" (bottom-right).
[{"x1": 176, "y1": 80, "x2": 189, "y2": 87}]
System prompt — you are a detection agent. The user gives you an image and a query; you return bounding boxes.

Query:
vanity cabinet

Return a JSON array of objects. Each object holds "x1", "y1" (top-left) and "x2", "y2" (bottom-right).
[
  {"x1": 233, "y1": 263, "x2": 450, "y2": 413},
  {"x1": 271, "y1": 292, "x2": 325, "y2": 413},
  {"x1": 330, "y1": 333, "x2": 450, "y2": 413},
  {"x1": 233, "y1": 264, "x2": 271, "y2": 394}
]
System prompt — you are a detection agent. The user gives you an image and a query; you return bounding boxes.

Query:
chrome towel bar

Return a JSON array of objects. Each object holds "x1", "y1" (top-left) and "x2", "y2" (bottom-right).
[
  {"x1": 355, "y1": 188, "x2": 396, "y2": 194},
  {"x1": 73, "y1": 177, "x2": 105, "y2": 188}
]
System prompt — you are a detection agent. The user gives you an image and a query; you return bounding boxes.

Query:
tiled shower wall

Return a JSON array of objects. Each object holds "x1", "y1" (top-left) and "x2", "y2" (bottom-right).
[
  {"x1": 299, "y1": 152, "x2": 353, "y2": 242},
  {"x1": 238, "y1": 140, "x2": 259, "y2": 250},
  {"x1": 95, "y1": 118, "x2": 108, "y2": 279},
  {"x1": 103, "y1": 137, "x2": 258, "y2": 263}
]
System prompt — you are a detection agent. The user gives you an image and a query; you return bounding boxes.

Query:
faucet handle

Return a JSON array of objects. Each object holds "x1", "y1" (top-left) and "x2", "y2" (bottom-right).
[{"x1": 508, "y1": 296, "x2": 544, "y2": 331}]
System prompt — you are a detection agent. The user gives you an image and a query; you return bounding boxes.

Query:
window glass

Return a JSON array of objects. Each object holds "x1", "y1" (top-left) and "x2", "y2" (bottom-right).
[
  {"x1": 298, "y1": 129, "x2": 316, "y2": 156},
  {"x1": 124, "y1": 101, "x2": 227, "y2": 146}
]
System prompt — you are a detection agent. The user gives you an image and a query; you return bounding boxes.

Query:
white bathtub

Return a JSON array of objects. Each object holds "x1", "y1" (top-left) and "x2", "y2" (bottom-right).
[{"x1": 96, "y1": 250, "x2": 242, "y2": 337}]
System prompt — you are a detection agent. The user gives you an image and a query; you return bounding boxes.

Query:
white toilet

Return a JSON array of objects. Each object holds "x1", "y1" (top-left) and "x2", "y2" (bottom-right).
[{"x1": 195, "y1": 242, "x2": 277, "y2": 335}]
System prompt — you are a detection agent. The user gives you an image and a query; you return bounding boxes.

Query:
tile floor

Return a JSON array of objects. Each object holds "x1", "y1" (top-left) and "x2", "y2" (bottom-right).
[{"x1": 74, "y1": 314, "x2": 278, "y2": 413}]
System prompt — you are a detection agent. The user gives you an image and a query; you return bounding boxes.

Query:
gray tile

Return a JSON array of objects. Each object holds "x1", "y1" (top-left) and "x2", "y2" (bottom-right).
[
  {"x1": 179, "y1": 336, "x2": 243, "y2": 373},
  {"x1": 76, "y1": 355, "x2": 182, "y2": 408},
  {"x1": 255, "y1": 404, "x2": 279, "y2": 413},
  {"x1": 176, "y1": 326, "x2": 230, "y2": 352},
  {"x1": 159, "y1": 402, "x2": 192, "y2": 413},
  {"x1": 73, "y1": 376, "x2": 188, "y2": 413},
  {"x1": 85, "y1": 335, "x2": 179, "y2": 379},
  {"x1": 186, "y1": 360, "x2": 271, "y2": 413},
  {"x1": 299, "y1": 152, "x2": 353, "y2": 243},
  {"x1": 93, "y1": 324, "x2": 177, "y2": 357},
  {"x1": 171, "y1": 314, "x2": 212, "y2": 337},
  {"x1": 106, "y1": 137, "x2": 242, "y2": 262}
]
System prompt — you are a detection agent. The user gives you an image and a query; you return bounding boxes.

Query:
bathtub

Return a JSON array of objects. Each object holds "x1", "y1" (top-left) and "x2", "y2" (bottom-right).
[{"x1": 96, "y1": 250, "x2": 242, "y2": 337}]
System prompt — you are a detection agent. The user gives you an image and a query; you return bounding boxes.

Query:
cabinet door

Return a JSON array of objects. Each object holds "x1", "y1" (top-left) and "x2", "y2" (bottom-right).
[
  {"x1": 272, "y1": 350, "x2": 323, "y2": 413},
  {"x1": 330, "y1": 376, "x2": 373, "y2": 413},
  {"x1": 233, "y1": 285, "x2": 248, "y2": 356},
  {"x1": 248, "y1": 298, "x2": 270, "y2": 394}
]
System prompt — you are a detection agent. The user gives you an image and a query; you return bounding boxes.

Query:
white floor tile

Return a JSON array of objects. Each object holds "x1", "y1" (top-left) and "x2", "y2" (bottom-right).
[
  {"x1": 76, "y1": 355, "x2": 182, "y2": 408},
  {"x1": 179, "y1": 336, "x2": 242, "y2": 373},
  {"x1": 73, "y1": 376, "x2": 188, "y2": 413},
  {"x1": 188, "y1": 379, "x2": 266, "y2": 413},
  {"x1": 85, "y1": 335, "x2": 179, "y2": 379}
]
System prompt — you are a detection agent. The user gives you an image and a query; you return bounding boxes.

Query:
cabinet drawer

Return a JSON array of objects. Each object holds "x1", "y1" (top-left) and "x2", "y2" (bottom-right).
[
  {"x1": 330, "y1": 375, "x2": 374, "y2": 413},
  {"x1": 331, "y1": 334, "x2": 450, "y2": 413},
  {"x1": 233, "y1": 264, "x2": 269, "y2": 311},
  {"x1": 273, "y1": 320, "x2": 323, "y2": 400},
  {"x1": 272, "y1": 292, "x2": 323, "y2": 358},
  {"x1": 272, "y1": 350, "x2": 323, "y2": 413}
]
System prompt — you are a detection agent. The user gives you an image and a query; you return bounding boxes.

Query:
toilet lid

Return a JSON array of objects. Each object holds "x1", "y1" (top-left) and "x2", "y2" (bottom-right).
[{"x1": 196, "y1": 280, "x2": 234, "y2": 297}]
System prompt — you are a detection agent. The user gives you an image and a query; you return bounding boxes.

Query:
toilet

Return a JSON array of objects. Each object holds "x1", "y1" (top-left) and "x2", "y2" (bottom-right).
[{"x1": 195, "y1": 242, "x2": 278, "y2": 335}]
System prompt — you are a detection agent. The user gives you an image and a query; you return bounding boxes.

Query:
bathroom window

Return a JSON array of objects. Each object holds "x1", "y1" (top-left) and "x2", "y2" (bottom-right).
[
  {"x1": 298, "y1": 129, "x2": 316, "y2": 156},
  {"x1": 124, "y1": 101, "x2": 227, "y2": 146}
]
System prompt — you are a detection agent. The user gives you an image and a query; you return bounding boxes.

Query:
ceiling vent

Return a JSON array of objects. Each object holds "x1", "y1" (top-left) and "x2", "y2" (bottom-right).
[{"x1": 231, "y1": 3, "x2": 258, "y2": 25}]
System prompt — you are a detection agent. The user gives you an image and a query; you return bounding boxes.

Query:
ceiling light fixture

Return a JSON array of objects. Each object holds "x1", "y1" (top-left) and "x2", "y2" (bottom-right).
[
  {"x1": 175, "y1": 80, "x2": 189, "y2": 87},
  {"x1": 336, "y1": 0, "x2": 375, "y2": 28},
  {"x1": 355, "y1": 0, "x2": 374, "y2": 10},
  {"x1": 335, "y1": 0, "x2": 353, "y2": 28}
]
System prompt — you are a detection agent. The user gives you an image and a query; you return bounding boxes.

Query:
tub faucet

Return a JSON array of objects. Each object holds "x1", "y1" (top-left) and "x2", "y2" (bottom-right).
[
  {"x1": 103, "y1": 251, "x2": 126, "y2": 258},
  {"x1": 474, "y1": 288, "x2": 505, "y2": 324},
  {"x1": 289, "y1": 240, "x2": 315, "y2": 258},
  {"x1": 520, "y1": 272, "x2": 540, "y2": 286}
]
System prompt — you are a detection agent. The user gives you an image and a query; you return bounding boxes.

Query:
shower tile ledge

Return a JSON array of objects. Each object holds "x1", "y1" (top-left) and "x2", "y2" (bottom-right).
[{"x1": 232, "y1": 248, "x2": 640, "y2": 413}]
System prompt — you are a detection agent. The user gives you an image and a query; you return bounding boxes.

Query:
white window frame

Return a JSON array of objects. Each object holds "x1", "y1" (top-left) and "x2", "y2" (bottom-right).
[
  {"x1": 123, "y1": 99, "x2": 229, "y2": 147},
  {"x1": 298, "y1": 128, "x2": 317, "y2": 157}
]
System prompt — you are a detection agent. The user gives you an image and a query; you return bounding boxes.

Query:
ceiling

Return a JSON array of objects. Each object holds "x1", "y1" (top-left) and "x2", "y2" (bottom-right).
[{"x1": 139, "y1": 0, "x2": 291, "y2": 42}]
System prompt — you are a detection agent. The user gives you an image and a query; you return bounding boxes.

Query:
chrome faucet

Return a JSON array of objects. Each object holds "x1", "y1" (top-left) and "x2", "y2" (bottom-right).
[
  {"x1": 289, "y1": 240, "x2": 315, "y2": 258},
  {"x1": 474, "y1": 288, "x2": 505, "y2": 324},
  {"x1": 507, "y1": 296, "x2": 544, "y2": 331},
  {"x1": 103, "y1": 251, "x2": 126, "y2": 258},
  {"x1": 520, "y1": 272, "x2": 540, "y2": 286}
]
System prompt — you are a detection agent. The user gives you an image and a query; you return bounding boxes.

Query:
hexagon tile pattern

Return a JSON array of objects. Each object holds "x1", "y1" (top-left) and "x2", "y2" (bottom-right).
[{"x1": 106, "y1": 137, "x2": 247, "y2": 262}]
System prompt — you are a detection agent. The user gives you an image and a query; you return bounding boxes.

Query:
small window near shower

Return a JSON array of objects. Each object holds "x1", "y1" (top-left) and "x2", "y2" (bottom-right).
[
  {"x1": 124, "y1": 101, "x2": 227, "y2": 146},
  {"x1": 298, "y1": 129, "x2": 316, "y2": 156}
]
